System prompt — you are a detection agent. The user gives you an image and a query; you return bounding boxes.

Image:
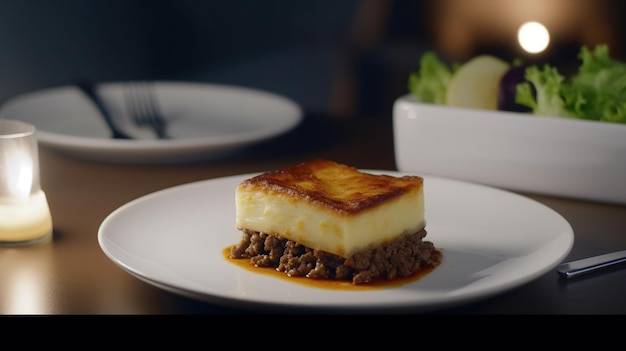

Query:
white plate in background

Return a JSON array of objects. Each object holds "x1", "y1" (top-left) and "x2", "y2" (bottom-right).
[
  {"x1": 393, "y1": 94, "x2": 626, "y2": 205},
  {"x1": 98, "y1": 171, "x2": 574, "y2": 313},
  {"x1": 0, "y1": 81, "x2": 302, "y2": 164}
]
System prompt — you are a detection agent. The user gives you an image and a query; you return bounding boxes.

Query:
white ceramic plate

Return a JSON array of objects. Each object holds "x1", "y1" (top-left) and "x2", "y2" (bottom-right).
[
  {"x1": 393, "y1": 94, "x2": 626, "y2": 205},
  {"x1": 0, "y1": 82, "x2": 302, "y2": 164},
  {"x1": 98, "y1": 171, "x2": 574, "y2": 313}
]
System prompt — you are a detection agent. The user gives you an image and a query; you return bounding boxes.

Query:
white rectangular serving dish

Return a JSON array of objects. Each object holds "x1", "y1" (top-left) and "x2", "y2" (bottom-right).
[{"x1": 393, "y1": 94, "x2": 626, "y2": 205}]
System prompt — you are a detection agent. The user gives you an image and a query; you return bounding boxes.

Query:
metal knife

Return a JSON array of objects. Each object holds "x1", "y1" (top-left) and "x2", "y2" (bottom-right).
[
  {"x1": 75, "y1": 80, "x2": 132, "y2": 139},
  {"x1": 557, "y1": 249, "x2": 626, "y2": 279}
]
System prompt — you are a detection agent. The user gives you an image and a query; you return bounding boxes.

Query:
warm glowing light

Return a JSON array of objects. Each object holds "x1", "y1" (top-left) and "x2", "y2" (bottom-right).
[
  {"x1": 0, "y1": 119, "x2": 52, "y2": 245},
  {"x1": 517, "y1": 21, "x2": 550, "y2": 54},
  {"x1": 6, "y1": 148, "x2": 33, "y2": 202}
]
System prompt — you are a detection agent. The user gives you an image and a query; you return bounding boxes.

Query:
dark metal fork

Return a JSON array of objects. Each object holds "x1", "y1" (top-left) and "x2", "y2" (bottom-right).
[{"x1": 124, "y1": 82, "x2": 168, "y2": 139}]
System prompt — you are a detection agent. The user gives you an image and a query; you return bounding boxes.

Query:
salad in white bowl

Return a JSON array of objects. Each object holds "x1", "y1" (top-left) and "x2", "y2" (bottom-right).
[{"x1": 393, "y1": 44, "x2": 626, "y2": 205}]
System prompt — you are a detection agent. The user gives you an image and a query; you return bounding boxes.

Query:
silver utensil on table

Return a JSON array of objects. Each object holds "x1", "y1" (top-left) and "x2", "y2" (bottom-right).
[
  {"x1": 557, "y1": 249, "x2": 626, "y2": 279},
  {"x1": 75, "y1": 80, "x2": 132, "y2": 139}
]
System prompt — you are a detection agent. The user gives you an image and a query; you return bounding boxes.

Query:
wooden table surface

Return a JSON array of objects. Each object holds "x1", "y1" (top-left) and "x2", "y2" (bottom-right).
[{"x1": 1, "y1": 115, "x2": 626, "y2": 314}]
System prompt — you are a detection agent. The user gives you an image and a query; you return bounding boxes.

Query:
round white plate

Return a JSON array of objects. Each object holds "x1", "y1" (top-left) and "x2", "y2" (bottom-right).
[
  {"x1": 0, "y1": 82, "x2": 302, "y2": 164},
  {"x1": 97, "y1": 171, "x2": 574, "y2": 313}
]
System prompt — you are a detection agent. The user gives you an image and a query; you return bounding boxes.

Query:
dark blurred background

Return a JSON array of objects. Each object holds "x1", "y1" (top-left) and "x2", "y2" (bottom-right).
[{"x1": 0, "y1": 0, "x2": 623, "y2": 119}]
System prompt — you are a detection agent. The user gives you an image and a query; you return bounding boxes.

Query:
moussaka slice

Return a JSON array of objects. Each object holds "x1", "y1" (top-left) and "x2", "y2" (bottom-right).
[{"x1": 230, "y1": 159, "x2": 441, "y2": 284}]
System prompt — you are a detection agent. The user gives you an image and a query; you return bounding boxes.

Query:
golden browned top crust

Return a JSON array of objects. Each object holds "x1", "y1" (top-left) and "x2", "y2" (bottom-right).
[{"x1": 238, "y1": 159, "x2": 423, "y2": 215}]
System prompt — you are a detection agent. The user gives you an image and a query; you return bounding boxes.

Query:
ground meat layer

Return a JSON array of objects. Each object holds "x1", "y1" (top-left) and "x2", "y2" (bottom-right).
[{"x1": 230, "y1": 229, "x2": 442, "y2": 284}]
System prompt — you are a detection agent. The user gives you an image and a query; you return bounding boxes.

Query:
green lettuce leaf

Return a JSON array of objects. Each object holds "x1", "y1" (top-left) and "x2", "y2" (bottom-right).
[
  {"x1": 515, "y1": 64, "x2": 575, "y2": 118},
  {"x1": 408, "y1": 51, "x2": 454, "y2": 104},
  {"x1": 566, "y1": 44, "x2": 626, "y2": 123},
  {"x1": 516, "y1": 44, "x2": 626, "y2": 123}
]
